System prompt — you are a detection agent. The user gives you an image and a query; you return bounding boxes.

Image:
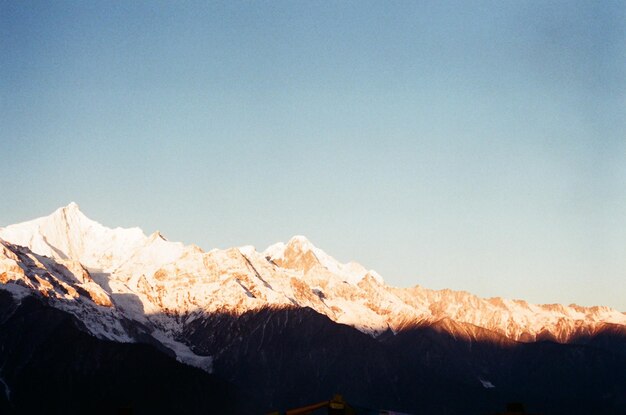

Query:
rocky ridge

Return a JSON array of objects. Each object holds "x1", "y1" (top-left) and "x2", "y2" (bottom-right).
[{"x1": 1, "y1": 203, "x2": 625, "y2": 369}]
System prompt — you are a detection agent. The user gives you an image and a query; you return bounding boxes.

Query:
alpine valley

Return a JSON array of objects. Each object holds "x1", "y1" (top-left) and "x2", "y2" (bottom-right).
[{"x1": 0, "y1": 203, "x2": 625, "y2": 414}]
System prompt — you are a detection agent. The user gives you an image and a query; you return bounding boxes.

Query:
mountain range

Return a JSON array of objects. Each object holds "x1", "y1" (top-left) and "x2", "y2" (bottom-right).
[{"x1": 1, "y1": 203, "x2": 625, "y2": 414}]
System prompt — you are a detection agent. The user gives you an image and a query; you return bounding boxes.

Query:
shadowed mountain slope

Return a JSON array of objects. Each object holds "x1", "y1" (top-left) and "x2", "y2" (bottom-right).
[
  {"x1": 2, "y1": 205, "x2": 626, "y2": 414},
  {"x1": 0, "y1": 291, "x2": 244, "y2": 415}
]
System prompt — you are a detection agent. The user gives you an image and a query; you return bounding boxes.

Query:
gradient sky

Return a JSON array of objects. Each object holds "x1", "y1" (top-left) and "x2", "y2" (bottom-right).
[{"x1": 1, "y1": 1, "x2": 625, "y2": 310}]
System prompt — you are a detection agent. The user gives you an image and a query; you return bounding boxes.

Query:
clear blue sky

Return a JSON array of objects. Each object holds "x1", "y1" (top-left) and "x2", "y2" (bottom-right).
[{"x1": 1, "y1": 1, "x2": 625, "y2": 310}]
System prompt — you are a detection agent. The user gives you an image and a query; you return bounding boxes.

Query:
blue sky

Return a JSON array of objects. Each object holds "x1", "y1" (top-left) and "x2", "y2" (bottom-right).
[{"x1": 1, "y1": 1, "x2": 625, "y2": 310}]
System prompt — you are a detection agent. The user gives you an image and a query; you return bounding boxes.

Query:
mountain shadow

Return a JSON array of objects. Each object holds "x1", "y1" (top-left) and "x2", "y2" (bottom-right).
[
  {"x1": 1, "y1": 289, "x2": 626, "y2": 415},
  {"x1": 0, "y1": 291, "x2": 245, "y2": 415},
  {"x1": 182, "y1": 306, "x2": 626, "y2": 415}
]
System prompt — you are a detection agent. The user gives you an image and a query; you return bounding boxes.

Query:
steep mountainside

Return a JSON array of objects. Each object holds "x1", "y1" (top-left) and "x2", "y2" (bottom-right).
[
  {"x1": 1, "y1": 203, "x2": 624, "y2": 351},
  {"x1": 181, "y1": 306, "x2": 626, "y2": 414},
  {"x1": 0, "y1": 290, "x2": 241, "y2": 415},
  {"x1": 1, "y1": 204, "x2": 626, "y2": 414}
]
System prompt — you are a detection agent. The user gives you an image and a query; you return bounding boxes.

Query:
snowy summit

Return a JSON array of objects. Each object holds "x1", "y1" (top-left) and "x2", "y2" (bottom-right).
[{"x1": 1, "y1": 203, "x2": 625, "y2": 370}]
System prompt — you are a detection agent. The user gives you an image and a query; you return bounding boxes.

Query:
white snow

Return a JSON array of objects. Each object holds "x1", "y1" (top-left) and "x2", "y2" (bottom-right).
[
  {"x1": 479, "y1": 379, "x2": 495, "y2": 388},
  {"x1": 0, "y1": 203, "x2": 148, "y2": 272},
  {"x1": 263, "y1": 241, "x2": 286, "y2": 262},
  {"x1": 0, "y1": 376, "x2": 10, "y2": 401},
  {"x1": 263, "y1": 235, "x2": 381, "y2": 285},
  {"x1": 1, "y1": 202, "x2": 626, "y2": 371},
  {"x1": 150, "y1": 330, "x2": 213, "y2": 372}
]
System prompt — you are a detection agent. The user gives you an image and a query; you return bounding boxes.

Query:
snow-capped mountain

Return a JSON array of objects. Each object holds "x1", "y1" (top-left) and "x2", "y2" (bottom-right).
[{"x1": 1, "y1": 203, "x2": 625, "y2": 370}]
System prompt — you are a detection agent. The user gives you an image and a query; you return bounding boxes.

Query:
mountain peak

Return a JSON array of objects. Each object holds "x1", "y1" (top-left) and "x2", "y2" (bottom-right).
[
  {"x1": 0, "y1": 204, "x2": 149, "y2": 272},
  {"x1": 52, "y1": 201, "x2": 88, "y2": 220},
  {"x1": 65, "y1": 201, "x2": 81, "y2": 211},
  {"x1": 272, "y1": 236, "x2": 321, "y2": 273},
  {"x1": 263, "y1": 236, "x2": 374, "y2": 285},
  {"x1": 286, "y1": 235, "x2": 315, "y2": 249},
  {"x1": 263, "y1": 235, "x2": 318, "y2": 264},
  {"x1": 52, "y1": 201, "x2": 83, "y2": 216},
  {"x1": 2, "y1": 206, "x2": 626, "y2": 364},
  {"x1": 149, "y1": 231, "x2": 166, "y2": 241}
]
